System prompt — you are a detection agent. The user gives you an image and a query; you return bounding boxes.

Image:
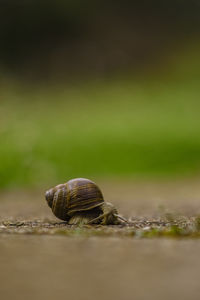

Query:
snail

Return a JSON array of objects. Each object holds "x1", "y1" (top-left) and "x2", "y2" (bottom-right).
[{"x1": 45, "y1": 178, "x2": 127, "y2": 225}]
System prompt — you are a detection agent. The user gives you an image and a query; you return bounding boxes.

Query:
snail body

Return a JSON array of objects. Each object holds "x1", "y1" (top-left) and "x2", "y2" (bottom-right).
[{"x1": 45, "y1": 178, "x2": 121, "y2": 225}]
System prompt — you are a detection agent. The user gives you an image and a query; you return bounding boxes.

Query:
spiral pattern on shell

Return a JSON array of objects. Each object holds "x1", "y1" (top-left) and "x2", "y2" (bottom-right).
[{"x1": 45, "y1": 178, "x2": 104, "y2": 221}]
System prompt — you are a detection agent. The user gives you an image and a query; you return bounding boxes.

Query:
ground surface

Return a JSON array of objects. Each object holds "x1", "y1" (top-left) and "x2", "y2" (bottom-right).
[{"x1": 0, "y1": 179, "x2": 200, "y2": 300}]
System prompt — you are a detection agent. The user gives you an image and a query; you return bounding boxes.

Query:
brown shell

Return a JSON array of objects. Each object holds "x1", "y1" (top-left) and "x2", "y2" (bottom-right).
[{"x1": 45, "y1": 178, "x2": 104, "y2": 221}]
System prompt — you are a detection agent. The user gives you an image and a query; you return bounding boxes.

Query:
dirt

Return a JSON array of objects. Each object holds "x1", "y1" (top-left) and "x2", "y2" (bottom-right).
[{"x1": 0, "y1": 178, "x2": 200, "y2": 300}]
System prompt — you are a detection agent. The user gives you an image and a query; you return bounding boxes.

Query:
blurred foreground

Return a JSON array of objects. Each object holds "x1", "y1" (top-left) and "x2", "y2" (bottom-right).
[{"x1": 1, "y1": 236, "x2": 200, "y2": 300}]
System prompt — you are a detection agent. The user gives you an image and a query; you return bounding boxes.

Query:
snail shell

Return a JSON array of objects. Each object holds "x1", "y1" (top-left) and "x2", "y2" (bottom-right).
[{"x1": 45, "y1": 178, "x2": 104, "y2": 222}]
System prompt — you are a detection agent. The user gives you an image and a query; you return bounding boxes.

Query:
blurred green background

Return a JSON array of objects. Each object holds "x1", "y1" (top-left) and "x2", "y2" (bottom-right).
[{"x1": 0, "y1": 0, "x2": 200, "y2": 189}]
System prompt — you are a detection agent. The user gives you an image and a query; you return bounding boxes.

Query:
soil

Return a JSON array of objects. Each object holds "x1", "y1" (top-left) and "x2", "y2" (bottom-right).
[{"x1": 0, "y1": 178, "x2": 200, "y2": 300}]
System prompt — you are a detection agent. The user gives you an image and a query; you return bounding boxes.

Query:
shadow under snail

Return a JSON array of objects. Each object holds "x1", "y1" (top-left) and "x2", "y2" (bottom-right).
[{"x1": 45, "y1": 178, "x2": 127, "y2": 225}]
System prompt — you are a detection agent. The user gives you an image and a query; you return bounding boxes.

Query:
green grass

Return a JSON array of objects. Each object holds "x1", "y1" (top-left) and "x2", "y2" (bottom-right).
[{"x1": 1, "y1": 57, "x2": 200, "y2": 188}]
